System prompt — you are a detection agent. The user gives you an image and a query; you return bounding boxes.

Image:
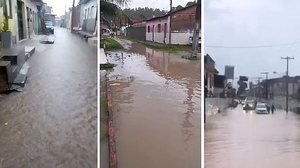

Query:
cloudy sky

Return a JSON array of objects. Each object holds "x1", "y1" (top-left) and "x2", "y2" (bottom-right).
[
  {"x1": 124, "y1": 0, "x2": 192, "y2": 10},
  {"x1": 205, "y1": 0, "x2": 300, "y2": 82},
  {"x1": 43, "y1": 0, "x2": 79, "y2": 16}
]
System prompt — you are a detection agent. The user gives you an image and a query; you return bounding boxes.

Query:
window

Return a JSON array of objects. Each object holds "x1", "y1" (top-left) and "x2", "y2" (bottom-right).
[
  {"x1": 147, "y1": 26, "x2": 150, "y2": 32},
  {"x1": 157, "y1": 24, "x2": 161, "y2": 33},
  {"x1": 85, "y1": 9, "x2": 87, "y2": 19},
  {"x1": 91, "y1": 6, "x2": 95, "y2": 18}
]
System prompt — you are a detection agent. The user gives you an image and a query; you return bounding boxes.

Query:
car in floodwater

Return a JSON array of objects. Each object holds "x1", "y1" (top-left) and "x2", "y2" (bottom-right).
[
  {"x1": 243, "y1": 98, "x2": 257, "y2": 110},
  {"x1": 255, "y1": 103, "x2": 269, "y2": 114},
  {"x1": 45, "y1": 21, "x2": 54, "y2": 34}
]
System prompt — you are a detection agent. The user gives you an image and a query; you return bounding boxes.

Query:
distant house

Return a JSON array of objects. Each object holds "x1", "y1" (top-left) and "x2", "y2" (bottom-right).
[
  {"x1": 265, "y1": 76, "x2": 300, "y2": 99},
  {"x1": 205, "y1": 54, "x2": 218, "y2": 96},
  {"x1": 214, "y1": 74, "x2": 226, "y2": 97},
  {"x1": 145, "y1": 4, "x2": 198, "y2": 45},
  {"x1": 126, "y1": 20, "x2": 146, "y2": 41}
]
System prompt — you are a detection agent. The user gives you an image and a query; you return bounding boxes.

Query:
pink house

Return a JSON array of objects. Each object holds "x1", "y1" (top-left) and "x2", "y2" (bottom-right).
[{"x1": 145, "y1": 4, "x2": 197, "y2": 45}]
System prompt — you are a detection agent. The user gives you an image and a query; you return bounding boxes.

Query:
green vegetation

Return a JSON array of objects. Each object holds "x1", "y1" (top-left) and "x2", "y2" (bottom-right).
[
  {"x1": 122, "y1": 36, "x2": 192, "y2": 52},
  {"x1": 100, "y1": 63, "x2": 115, "y2": 70},
  {"x1": 182, "y1": 55, "x2": 200, "y2": 60},
  {"x1": 153, "y1": 44, "x2": 192, "y2": 53},
  {"x1": 100, "y1": 38, "x2": 124, "y2": 50}
]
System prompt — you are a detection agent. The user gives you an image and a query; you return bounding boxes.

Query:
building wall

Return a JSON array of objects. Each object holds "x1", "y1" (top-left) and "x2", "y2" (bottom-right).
[
  {"x1": 1, "y1": 0, "x2": 39, "y2": 44},
  {"x1": 126, "y1": 26, "x2": 146, "y2": 41},
  {"x1": 146, "y1": 16, "x2": 170, "y2": 44},
  {"x1": 80, "y1": 0, "x2": 97, "y2": 32},
  {"x1": 171, "y1": 5, "x2": 196, "y2": 32},
  {"x1": 145, "y1": 5, "x2": 196, "y2": 45},
  {"x1": 171, "y1": 32, "x2": 192, "y2": 45}
]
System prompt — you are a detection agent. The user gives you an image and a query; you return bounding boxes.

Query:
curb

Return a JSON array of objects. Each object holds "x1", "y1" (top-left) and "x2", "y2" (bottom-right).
[{"x1": 107, "y1": 82, "x2": 117, "y2": 168}]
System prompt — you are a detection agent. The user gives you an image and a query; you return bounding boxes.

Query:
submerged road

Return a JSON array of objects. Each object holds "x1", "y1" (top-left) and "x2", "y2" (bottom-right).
[
  {"x1": 205, "y1": 105, "x2": 300, "y2": 168},
  {"x1": 0, "y1": 28, "x2": 97, "y2": 168},
  {"x1": 106, "y1": 42, "x2": 201, "y2": 168}
]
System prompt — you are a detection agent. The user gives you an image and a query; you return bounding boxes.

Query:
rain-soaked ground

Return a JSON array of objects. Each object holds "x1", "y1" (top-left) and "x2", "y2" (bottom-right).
[
  {"x1": 0, "y1": 28, "x2": 97, "y2": 168},
  {"x1": 205, "y1": 105, "x2": 300, "y2": 168},
  {"x1": 106, "y1": 42, "x2": 200, "y2": 168}
]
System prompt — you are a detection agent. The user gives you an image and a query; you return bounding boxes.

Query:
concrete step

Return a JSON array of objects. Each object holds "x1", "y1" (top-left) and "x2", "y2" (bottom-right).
[
  {"x1": 12, "y1": 73, "x2": 27, "y2": 87},
  {"x1": 88, "y1": 37, "x2": 97, "y2": 47},
  {"x1": 25, "y1": 46, "x2": 35, "y2": 60},
  {"x1": 40, "y1": 35, "x2": 55, "y2": 44},
  {"x1": 12, "y1": 62, "x2": 30, "y2": 87}
]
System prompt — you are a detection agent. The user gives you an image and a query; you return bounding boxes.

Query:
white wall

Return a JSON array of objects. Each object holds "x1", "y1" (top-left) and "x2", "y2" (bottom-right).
[
  {"x1": 80, "y1": 0, "x2": 97, "y2": 24},
  {"x1": 171, "y1": 32, "x2": 193, "y2": 45}
]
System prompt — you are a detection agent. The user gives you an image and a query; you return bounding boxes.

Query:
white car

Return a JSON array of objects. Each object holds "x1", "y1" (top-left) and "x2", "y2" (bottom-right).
[{"x1": 255, "y1": 103, "x2": 269, "y2": 114}]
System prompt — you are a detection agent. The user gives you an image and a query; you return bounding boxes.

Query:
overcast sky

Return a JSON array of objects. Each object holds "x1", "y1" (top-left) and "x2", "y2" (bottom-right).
[
  {"x1": 124, "y1": 0, "x2": 192, "y2": 10},
  {"x1": 43, "y1": 0, "x2": 79, "y2": 16},
  {"x1": 205, "y1": 0, "x2": 300, "y2": 83}
]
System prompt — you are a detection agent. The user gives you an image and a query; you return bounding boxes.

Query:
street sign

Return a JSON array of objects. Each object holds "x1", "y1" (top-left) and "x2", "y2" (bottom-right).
[{"x1": 225, "y1": 66, "x2": 234, "y2": 79}]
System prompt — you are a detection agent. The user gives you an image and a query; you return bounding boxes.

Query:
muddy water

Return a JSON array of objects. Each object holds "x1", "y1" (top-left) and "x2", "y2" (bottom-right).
[
  {"x1": 107, "y1": 43, "x2": 200, "y2": 168},
  {"x1": 0, "y1": 28, "x2": 97, "y2": 168},
  {"x1": 205, "y1": 105, "x2": 300, "y2": 168}
]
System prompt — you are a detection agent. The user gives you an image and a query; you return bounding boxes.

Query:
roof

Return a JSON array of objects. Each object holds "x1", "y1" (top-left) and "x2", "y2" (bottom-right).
[
  {"x1": 267, "y1": 76, "x2": 300, "y2": 84},
  {"x1": 146, "y1": 4, "x2": 197, "y2": 22}
]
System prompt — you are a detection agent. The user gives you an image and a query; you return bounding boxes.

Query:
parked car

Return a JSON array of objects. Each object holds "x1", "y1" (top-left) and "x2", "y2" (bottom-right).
[
  {"x1": 255, "y1": 103, "x2": 269, "y2": 114},
  {"x1": 45, "y1": 21, "x2": 54, "y2": 34},
  {"x1": 189, "y1": 36, "x2": 201, "y2": 46}
]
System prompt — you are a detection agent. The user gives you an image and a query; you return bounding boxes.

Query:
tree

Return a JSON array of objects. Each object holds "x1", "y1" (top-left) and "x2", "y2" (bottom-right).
[
  {"x1": 173, "y1": 5, "x2": 183, "y2": 11},
  {"x1": 101, "y1": 0, "x2": 119, "y2": 17},
  {"x1": 186, "y1": 1, "x2": 196, "y2": 7}
]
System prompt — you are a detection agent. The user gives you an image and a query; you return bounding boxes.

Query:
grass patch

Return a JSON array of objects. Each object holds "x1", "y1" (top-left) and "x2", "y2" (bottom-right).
[
  {"x1": 100, "y1": 63, "x2": 115, "y2": 70},
  {"x1": 121, "y1": 36, "x2": 192, "y2": 53},
  {"x1": 155, "y1": 45, "x2": 192, "y2": 53},
  {"x1": 182, "y1": 55, "x2": 200, "y2": 60},
  {"x1": 100, "y1": 37, "x2": 124, "y2": 50}
]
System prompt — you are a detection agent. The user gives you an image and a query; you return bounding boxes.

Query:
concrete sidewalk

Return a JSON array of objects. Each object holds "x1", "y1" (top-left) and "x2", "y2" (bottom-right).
[{"x1": 100, "y1": 48, "x2": 108, "y2": 64}]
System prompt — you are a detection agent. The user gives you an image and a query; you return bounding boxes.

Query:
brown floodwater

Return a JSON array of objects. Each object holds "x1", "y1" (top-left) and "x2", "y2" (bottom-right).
[
  {"x1": 106, "y1": 43, "x2": 201, "y2": 168},
  {"x1": 0, "y1": 28, "x2": 97, "y2": 168},
  {"x1": 205, "y1": 105, "x2": 300, "y2": 168}
]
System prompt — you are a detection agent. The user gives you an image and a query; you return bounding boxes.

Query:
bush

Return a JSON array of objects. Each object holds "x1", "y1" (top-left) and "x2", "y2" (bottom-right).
[{"x1": 100, "y1": 38, "x2": 123, "y2": 50}]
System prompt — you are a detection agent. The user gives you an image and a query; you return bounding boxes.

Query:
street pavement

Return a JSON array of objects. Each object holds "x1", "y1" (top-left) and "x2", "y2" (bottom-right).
[
  {"x1": 0, "y1": 27, "x2": 97, "y2": 168},
  {"x1": 205, "y1": 105, "x2": 300, "y2": 168},
  {"x1": 107, "y1": 42, "x2": 201, "y2": 168}
]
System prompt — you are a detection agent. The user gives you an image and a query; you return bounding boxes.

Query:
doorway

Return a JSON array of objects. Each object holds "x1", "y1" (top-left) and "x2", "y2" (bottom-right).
[{"x1": 17, "y1": 0, "x2": 25, "y2": 40}]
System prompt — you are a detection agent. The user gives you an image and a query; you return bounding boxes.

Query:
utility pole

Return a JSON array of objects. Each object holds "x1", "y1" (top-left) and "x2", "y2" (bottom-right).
[
  {"x1": 261, "y1": 72, "x2": 269, "y2": 99},
  {"x1": 71, "y1": 0, "x2": 75, "y2": 33},
  {"x1": 169, "y1": 0, "x2": 172, "y2": 44},
  {"x1": 191, "y1": 0, "x2": 201, "y2": 58},
  {"x1": 281, "y1": 56, "x2": 294, "y2": 113}
]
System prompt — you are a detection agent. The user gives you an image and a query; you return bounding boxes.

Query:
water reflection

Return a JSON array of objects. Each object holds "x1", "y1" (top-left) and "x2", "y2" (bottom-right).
[
  {"x1": 206, "y1": 105, "x2": 300, "y2": 168},
  {"x1": 107, "y1": 43, "x2": 200, "y2": 168}
]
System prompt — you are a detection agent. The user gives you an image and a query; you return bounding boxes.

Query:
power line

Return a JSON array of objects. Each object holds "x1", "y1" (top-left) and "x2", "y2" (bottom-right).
[
  {"x1": 281, "y1": 56, "x2": 294, "y2": 113},
  {"x1": 205, "y1": 41, "x2": 300, "y2": 49}
]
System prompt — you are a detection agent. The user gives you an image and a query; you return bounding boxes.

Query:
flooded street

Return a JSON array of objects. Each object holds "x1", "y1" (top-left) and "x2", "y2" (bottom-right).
[
  {"x1": 205, "y1": 105, "x2": 300, "y2": 168},
  {"x1": 0, "y1": 28, "x2": 97, "y2": 168},
  {"x1": 106, "y1": 43, "x2": 200, "y2": 168}
]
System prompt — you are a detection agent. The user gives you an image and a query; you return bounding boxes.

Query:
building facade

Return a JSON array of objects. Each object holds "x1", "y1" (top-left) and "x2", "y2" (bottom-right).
[
  {"x1": 145, "y1": 4, "x2": 197, "y2": 45},
  {"x1": 79, "y1": 0, "x2": 97, "y2": 33},
  {"x1": 0, "y1": 0, "x2": 43, "y2": 45}
]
